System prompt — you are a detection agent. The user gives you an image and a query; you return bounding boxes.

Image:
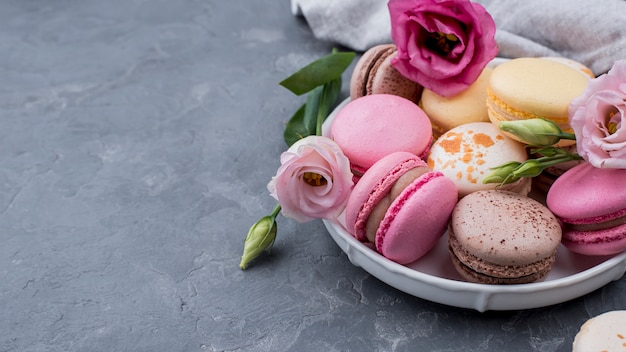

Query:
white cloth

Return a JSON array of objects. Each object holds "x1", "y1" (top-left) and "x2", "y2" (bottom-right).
[{"x1": 291, "y1": 0, "x2": 626, "y2": 75}]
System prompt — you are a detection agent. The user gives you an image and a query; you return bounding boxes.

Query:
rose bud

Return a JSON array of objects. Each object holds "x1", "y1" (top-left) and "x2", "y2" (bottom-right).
[
  {"x1": 240, "y1": 212, "x2": 278, "y2": 270},
  {"x1": 498, "y1": 118, "x2": 566, "y2": 146}
]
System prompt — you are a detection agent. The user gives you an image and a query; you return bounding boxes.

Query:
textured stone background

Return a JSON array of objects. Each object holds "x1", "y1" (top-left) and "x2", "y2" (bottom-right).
[{"x1": 1, "y1": 1, "x2": 625, "y2": 351}]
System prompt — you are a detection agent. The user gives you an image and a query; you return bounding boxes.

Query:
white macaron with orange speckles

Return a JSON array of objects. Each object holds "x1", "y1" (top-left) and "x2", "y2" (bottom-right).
[
  {"x1": 427, "y1": 122, "x2": 530, "y2": 198},
  {"x1": 573, "y1": 311, "x2": 626, "y2": 352}
]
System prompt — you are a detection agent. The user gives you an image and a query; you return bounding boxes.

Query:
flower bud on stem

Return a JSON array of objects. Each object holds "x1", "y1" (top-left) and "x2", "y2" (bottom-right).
[
  {"x1": 483, "y1": 149, "x2": 583, "y2": 185},
  {"x1": 498, "y1": 118, "x2": 576, "y2": 147},
  {"x1": 239, "y1": 204, "x2": 281, "y2": 270}
]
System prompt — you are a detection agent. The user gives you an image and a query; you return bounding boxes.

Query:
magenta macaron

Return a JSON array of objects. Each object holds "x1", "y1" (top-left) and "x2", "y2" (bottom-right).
[
  {"x1": 547, "y1": 162, "x2": 626, "y2": 256},
  {"x1": 330, "y1": 94, "x2": 433, "y2": 179},
  {"x1": 345, "y1": 151, "x2": 458, "y2": 264}
]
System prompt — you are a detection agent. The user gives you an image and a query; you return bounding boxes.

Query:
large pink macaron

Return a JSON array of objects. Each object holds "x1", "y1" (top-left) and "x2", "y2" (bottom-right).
[
  {"x1": 345, "y1": 151, "x2": 458, "y2": 264},
  {"x1": 330, "y1": 94, "x2": 433, "y2": 179},
  {"x1": 546, "y1": 162, "x2": 626, "y2": 256}
]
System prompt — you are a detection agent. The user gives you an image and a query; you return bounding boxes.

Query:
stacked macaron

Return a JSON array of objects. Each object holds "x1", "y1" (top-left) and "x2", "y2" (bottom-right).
[
  {"x1": 449, "y1": 190, "x2": 561, "y2": 284},
  {"x1": 345, "y1": 152, "x2": 458, "y2": 264},
  {"x1": 546, "y1": 162, "x2": 626, "y2": 256},
  {"x1": 486, "y1": 57, "x2": 590, "y2": 147}
]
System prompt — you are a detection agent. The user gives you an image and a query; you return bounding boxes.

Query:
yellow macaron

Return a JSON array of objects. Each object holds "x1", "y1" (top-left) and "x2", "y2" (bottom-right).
[
  {"x1": 486, "y1": 57, "x2": 589, "y2": 147},
  {"x1": 419, "y1": 67, "x2": 493, "y2": 139}
]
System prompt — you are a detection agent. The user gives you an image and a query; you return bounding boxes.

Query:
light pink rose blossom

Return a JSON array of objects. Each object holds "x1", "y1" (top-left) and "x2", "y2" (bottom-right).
[
  {"x1": 569, "y1": 59, "x2": 626, "y2": 169},
  {"x1": 388, "y1": 0, "x2": 498, "y2": 97},
  {"x1": 267, "y1": 136, "x2": 353, "y2": 223}
]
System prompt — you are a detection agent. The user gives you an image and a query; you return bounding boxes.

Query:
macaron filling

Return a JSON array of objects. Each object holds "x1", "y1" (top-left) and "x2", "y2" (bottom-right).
[
  {"x1": 486, "y1": 87, "x2": 570, "y2": 130},
  {"x1": 559, "y1": 207, "x2": 626, "y2": 231}
]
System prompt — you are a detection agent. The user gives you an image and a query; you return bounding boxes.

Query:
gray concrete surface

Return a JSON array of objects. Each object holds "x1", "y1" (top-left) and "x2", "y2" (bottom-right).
[{"x1": 1, "y1": 1, "x2": 625, "y2": 351}]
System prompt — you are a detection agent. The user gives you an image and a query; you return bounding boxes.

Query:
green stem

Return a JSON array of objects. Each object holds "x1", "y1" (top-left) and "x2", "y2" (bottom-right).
[
  {"x1": 316, "y1": 90, "x2": 327, "y2": 136},
  {"x1": 556, "y1": 132, "x2": 577, "y2": 140},
  {"x1": 269, "y1": 203, "x2": 281, "y2": 219}
]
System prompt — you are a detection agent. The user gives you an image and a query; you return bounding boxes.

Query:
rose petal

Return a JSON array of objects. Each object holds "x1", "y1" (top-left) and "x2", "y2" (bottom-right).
[{"x1": 388, "y1": 0, "x2": 497, "y2": 97}]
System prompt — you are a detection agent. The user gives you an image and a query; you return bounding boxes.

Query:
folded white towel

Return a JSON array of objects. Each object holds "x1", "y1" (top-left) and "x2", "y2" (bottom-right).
[{"x1": 291, "y1": 0, "x2": 626, "y2": 75}]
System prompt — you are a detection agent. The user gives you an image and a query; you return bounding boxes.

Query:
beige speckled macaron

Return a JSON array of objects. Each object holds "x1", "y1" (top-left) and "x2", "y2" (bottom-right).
[
  {"x1": 427, "y1": 122, "x2": 531, "y2": 198},
  {"x1": 448, "y1": 190, "x2": 562, "y2": 285},
  {"x1": 349, "y1": 44, "x2": 422, "y2": 103},
  {"x1": 573, "y1": 310, "x2": 626, "y2": 352}
]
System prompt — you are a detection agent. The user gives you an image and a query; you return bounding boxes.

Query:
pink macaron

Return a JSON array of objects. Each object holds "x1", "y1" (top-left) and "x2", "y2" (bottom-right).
[
  {"x1": 345, "y1": 151, "x2": 458, "y2": 264},
  {"x1": 546, "y1": 162, "x2": 626, "y2": 256},
  {"x1": 330, "y1": 94, "x2": 433, "y2": 180}
]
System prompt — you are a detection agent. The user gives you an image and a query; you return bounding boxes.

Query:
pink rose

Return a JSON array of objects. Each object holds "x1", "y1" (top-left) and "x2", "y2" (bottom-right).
[
  {"x1": 267, "y1": 136, "x2": 353, "y2": 223},
  {"x1": 569, "y1": 59, "x2": 626, "y2": 169},
  {"x1": 388, "y1": 0, "x2": 498, "y2": 97}
]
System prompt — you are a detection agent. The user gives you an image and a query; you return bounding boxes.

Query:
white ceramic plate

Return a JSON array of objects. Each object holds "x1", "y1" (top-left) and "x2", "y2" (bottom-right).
[
  {"x1": 324, "y1": 217, "x2": 626, "y2": 312},
  {"x1": 321, "y1": 66, "x2": 626, "y2": 311}
]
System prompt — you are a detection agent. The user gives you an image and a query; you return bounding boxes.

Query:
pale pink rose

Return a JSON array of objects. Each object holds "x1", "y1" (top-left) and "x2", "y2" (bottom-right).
[
  {"x1": 267, "y1": 136, "x2": 353, "y2": 223},
  {"x1": 569, "y1": 59, "x2": 626, "y2": 169},
  {"x1": 388, "y1": 0, "x2": 498, "y2": 97}
]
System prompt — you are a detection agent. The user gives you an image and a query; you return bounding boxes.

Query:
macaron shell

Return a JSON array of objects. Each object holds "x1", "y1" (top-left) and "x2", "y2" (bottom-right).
[
  {"x1": 573, "y1": 310, "x2": 626, "y2": 352},
  {"x1": 547, "y1": 162, "x2": 626, "y2": 220},
  {"x1": 541, "y1": 56, "x2": 595, "y2": 78},
  {"x1": 330, "y1": 94, "x2": 432, "y2": 173},
  {"x1": 376, "y1": 171, "x2": 457, "y2": 264},
  {"x1": 345, "y1": 152, "x2": 428, "y2": 242},
  {"x1": 561, "y1": 224, "x2": 626, "y2": 256}
]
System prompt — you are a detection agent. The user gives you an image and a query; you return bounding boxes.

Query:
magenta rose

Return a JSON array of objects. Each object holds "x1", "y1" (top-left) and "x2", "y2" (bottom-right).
[
  {"x1": 569, "y1": 59, "x2": 626, "y2": 169},
  {"x1": 388, "y1": 0, "x2": 498, "y2": 97},
  {"x1": 267, "y1": 136, "x2": 353, "y2": 223}
]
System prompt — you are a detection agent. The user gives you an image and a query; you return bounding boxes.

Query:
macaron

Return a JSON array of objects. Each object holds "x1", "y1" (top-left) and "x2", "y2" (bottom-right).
[
  {"x1": 486, "y1": 57, "x2": 589, "y2": 147},
  {"x1": 542, "y1": 56, "x2": 595, "y2": 79},
  {"x1": 573, "y1": 310, "x2": 626, "y2": 352},
  {"x1": 419, "y1": 67, "x2": 493, "y2": 138},
  {"x1": 350, "y1": 44, "x2": 422, "y2": 103},
  {"x1": 546, "y1": 162, "x2": 626, "y2": 256},
  {"x1": 426, "y1": 122, "x2": 531, "y2": 198},
  {"x1": 532, "y1": 144, "x2": 583, "y2": 193},
  {"x1": 330, "y1": 94, "x2": 432, "y2": 179},
  {"x1": 345, "y1": 151, "x2": 458, "y2": 264},
  {"x1": 449, "y1": 190, "x2": 562, "y2": 284}
]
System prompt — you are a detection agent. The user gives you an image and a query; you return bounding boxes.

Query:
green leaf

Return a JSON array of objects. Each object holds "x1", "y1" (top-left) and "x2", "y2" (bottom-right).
[
  {"x1": 283, "y1": 103, "x2": 309, "y2": 147},
  {"x1": 279, "y1": 50, "x2": 355, "y2": 95},
  {"x1": 315, "y1": 77, "x2": 341, "y2": 135},
  {"x1": 303, "y1": 85, "x2": 324, "y2": 138},
  {"x1": 282, "y1": 77, "x2": 343, "y2": 146}
]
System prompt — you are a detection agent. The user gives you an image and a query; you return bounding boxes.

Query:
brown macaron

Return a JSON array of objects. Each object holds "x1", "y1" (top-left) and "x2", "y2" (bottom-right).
[
  {"x1": 350, "y1": 44, "x2": 422, "y2": 103},
  {"x1": 448, "y1": 190, "x2": 562, "y2": 285}
]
